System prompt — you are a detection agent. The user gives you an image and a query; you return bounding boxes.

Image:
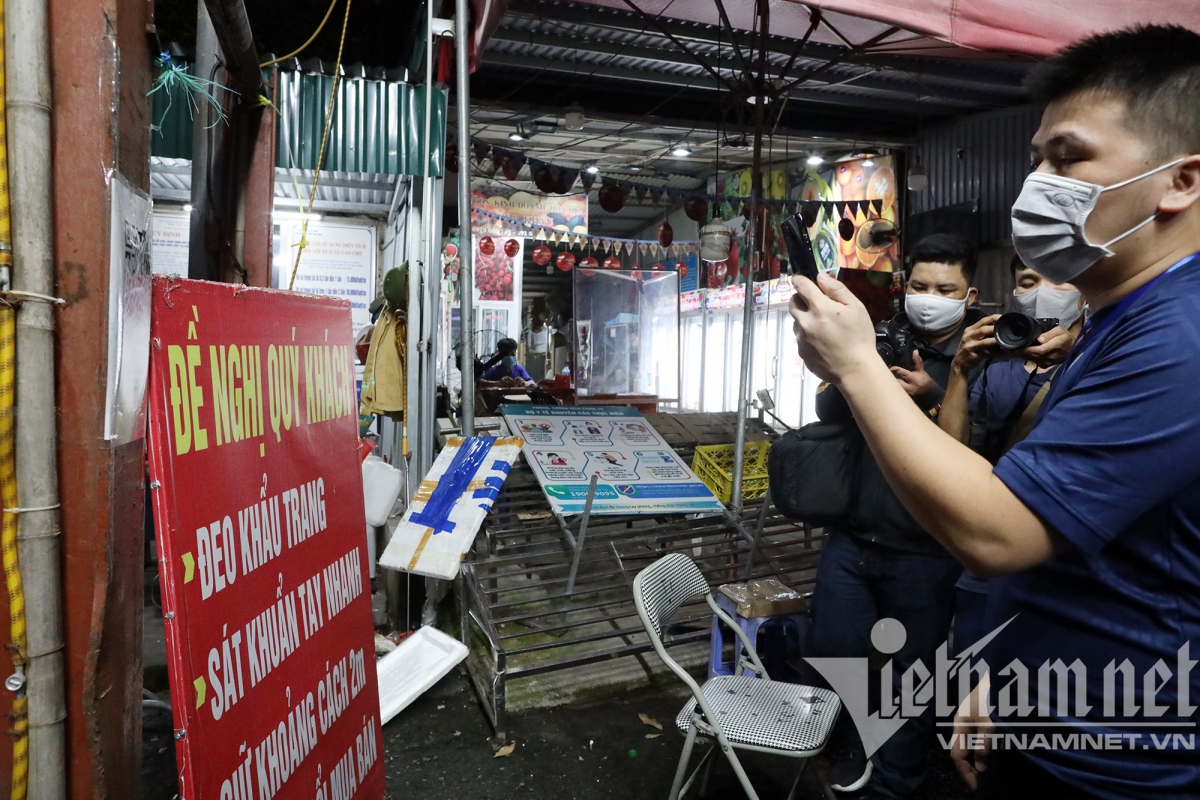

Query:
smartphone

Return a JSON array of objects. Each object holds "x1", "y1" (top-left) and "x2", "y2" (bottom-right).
[{"x1": 781, "y1": 213, "x2": 820, "y2": 282}]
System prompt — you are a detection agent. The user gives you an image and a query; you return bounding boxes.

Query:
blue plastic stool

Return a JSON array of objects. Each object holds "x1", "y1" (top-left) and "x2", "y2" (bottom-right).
[{"x1": 707, "y1": 590, "x2": 809, "y2": 682}]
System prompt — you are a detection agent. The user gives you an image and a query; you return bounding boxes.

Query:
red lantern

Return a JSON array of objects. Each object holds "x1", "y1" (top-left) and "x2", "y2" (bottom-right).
[
  {"x1": 675, "y1": 260, "x2": 688, "y2": 278},
  {"x1": 445, "y1": 242, "x2": 459, "y2": 259},
  {"x1": 657, "y1": 221, "x2": 674, "y2": 248},
  {"x1": 651, "y1": 263, "x2": 665, "y2": 270},
  {"x1": 556, "y1": 251, "x2": 576, "y2": 271},
  {"x1": 603, "y1": 256, "x2": 621, "y2": 269},
  {"x1": 531, "y1": 245, "x2": 552, "y2": 266},
  {"x1": 504, "y1": 238, "x2": 520, "y2": 258},
  {"x1": 580, "y1": 256, "x2": 599, "y2": 268},
  {"x1": 479, "y1": 236, "x2": 495, "y2": 256}
]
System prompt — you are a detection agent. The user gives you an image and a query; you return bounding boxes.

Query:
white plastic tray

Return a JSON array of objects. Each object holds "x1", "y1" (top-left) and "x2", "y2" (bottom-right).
[{"x1": 377, "y1": 626, "x2": 469, "y2": 725}]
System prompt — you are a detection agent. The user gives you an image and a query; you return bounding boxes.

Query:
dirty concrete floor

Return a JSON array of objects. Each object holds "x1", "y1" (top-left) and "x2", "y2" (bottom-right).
[
  {"x1": 141, "y1": 662, "x2": 972, "y2": 800},
  {"x1": 381, "y1": 669, "x2": 972, "y2": 800}
]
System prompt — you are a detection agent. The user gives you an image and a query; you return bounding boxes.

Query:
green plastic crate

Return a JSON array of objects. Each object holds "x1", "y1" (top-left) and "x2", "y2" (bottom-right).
[{"x1": 691, "y1": 441, "x2": 771, "y2": 504}]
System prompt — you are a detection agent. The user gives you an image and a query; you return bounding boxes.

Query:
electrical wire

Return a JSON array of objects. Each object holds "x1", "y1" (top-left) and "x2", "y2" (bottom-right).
[
  {"x1": 288, "y1": 0, "x2": 353, "y2": 291},
  {"x1": 259, "y1": 0, "x2": 342, "y2": 68}
]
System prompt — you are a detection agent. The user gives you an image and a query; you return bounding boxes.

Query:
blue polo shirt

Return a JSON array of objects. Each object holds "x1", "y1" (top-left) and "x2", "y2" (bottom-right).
[
  {"x1": 987, "y1": 253, "x2": 1200, "y2": 798},
  {"x1": 988, "y1": 255, "x2": 1200, "y2": 796}
]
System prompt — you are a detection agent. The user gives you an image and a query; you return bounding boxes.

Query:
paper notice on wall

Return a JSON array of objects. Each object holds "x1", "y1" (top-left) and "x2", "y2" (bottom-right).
[
  {"x1": 105, "y1": 174, "x2": 153, "y2": 443},
  {"x1": 284, "y1": 221, "x2": 377, "y2": 332},
  {"x1": 150, "y1": 210, "x2": 190, "y2": 276},
  {"x1": 500, "y1": 404, "x2": 724, "y2": 516}
]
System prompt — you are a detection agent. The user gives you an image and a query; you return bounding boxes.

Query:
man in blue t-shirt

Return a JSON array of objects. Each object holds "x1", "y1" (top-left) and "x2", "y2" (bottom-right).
[{"x1": 788, "y1": 25, "x2": 1200, "y2": 799}]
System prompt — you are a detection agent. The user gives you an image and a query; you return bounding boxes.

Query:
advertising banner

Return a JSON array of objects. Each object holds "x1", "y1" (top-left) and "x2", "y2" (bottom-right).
[
  {"x1": 500, "y1": 404, "x2": 724, "y2": 516},
  {"x1": 471, "y1": 183, "x2": 588, "y2": 235},
  {"x1": 147, "y1": 277, "x2": 384, "y2": 800}
]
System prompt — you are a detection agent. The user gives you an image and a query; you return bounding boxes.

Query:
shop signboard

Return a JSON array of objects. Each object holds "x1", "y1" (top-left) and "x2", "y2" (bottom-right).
[
  {"x1": 500, "y1": 404, "x2": 724, "y2": 516},
  {"x1": 147, "y1": 277, "x2": 385, "y2": 800}
]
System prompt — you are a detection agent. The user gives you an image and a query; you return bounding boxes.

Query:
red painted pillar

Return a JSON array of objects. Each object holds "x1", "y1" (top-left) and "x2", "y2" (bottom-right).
[
  {"x1": 241, "y1": 72, "x2": 277, "y2": 288},
  {"x1": 49, "y1": 0, "x2": 151, "y2": 793}
]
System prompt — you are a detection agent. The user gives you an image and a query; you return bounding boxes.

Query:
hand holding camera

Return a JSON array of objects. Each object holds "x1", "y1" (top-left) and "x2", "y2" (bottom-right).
[{"x1": 951, "y1": 314, "x2": 1002, "y2": 375}]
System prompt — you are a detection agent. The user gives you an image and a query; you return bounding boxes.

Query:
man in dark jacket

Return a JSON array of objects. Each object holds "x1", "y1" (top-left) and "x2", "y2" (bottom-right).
[{"x1": 814, "y1": 233, "x2": 983, "y2": 798}]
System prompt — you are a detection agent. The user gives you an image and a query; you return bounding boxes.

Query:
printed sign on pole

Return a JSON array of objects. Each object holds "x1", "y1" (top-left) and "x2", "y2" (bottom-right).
[
  {"x1": 147, "y1": 277, "x2": 385, "y2": 800},
  {"x1": 500, "y1": 404, "x2": 724, "y2": 516}
]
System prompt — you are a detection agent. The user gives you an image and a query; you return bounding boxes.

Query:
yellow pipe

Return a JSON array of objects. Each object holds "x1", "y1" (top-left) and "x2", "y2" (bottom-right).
[{"x1": 0, "y1": 0, "x2": 28, "y2": 794}]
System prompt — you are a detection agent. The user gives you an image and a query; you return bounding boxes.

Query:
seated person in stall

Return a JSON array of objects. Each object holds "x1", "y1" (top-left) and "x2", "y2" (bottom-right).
[
  {"x1": 479, "y1": 338, "x2": 535, "y2": 388},
  {"x1": 938, "y1": 254, "x2": 1082, "y2": 649}
]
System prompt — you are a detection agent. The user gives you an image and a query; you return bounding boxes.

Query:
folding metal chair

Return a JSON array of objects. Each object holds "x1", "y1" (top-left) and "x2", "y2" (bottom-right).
[{"x1": 633, "y1": 553, "x2": 841, "y2": 800}]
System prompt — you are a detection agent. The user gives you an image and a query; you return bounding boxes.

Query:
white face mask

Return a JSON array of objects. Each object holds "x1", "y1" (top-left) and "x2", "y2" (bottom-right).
[
  {"x1": 1011, "y1": 286, "x2": 1083, "y2": 329},
  {"x1": 1010, "y1": 159, "x2": 1185, "y2": 284},
  {"x1": 905, "y1": 292, "x2": 967, "y2": 334}
]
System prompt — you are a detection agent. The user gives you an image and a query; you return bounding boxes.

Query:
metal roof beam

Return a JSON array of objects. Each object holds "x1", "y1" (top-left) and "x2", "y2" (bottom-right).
[
  {"x1": 503, "y1": 0, "x2": 1029, "y2": 89},
  {"x1": 480, "y1": 50, "x2": 983, "y2": 115},
  {"x1": 486, "y1": 30, "x2": 1019, "y2": 106}
]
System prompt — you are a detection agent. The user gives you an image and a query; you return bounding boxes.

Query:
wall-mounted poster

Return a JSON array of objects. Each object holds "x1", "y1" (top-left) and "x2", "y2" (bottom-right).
[{"x1": 501, "y1": 404, "x2": 724, "y2": 516}]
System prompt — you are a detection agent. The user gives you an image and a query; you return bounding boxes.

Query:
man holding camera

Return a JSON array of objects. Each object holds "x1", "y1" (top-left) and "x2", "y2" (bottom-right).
[
  {"x1": 791, "y1": 25, "x2": 1200, "y2": 798},
  {"x1": 939, "y1": 256, "x2": 1082, "y2": 648},
  {"x1": 813, "y1": 232, "x2": 985, "y2": 798}
]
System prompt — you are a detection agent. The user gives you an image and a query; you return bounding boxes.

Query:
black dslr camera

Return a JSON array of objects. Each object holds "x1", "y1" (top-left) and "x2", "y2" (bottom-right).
[
  {"x1": 993, "y1": 313, "x2": 1058, "y2": 351},
  {"x1": 874, "y1": 319, "x2": 914, "y2": 370}
]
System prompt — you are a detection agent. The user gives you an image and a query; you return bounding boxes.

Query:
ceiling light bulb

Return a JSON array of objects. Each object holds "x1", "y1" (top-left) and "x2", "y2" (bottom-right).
[
  {"x1": 183, "y1": 204, "x2": 194, "y2": 212},
  {"x1": 806, "y1": 155, "x2": 824, "y2": 166},
  {"x1": 629, "y1": 165, "x2": 643, "y2": 173},
  {"x1": 862, "y1": 159, "x2": 875, "y2": 168},
  {"x1": 508, "y1": 130, "x2": 526, "y2": 142},
  {"x1": 671, "y1": 144, "x2": 692, "y2": 158},
  {"x1": 585, "y1": 164, "x2": 600, "y2": 174}
]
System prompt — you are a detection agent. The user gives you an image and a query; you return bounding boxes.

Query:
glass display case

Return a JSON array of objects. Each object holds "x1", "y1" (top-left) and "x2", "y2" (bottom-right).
[{"x1": 573, "y1": 268, "x2": 679, "y2": 399}]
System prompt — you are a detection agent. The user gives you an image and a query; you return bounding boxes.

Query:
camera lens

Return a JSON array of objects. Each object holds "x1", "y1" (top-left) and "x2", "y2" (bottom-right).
[{"x1": 994, "y1": 312, "x2": 1037, "y2": 351}]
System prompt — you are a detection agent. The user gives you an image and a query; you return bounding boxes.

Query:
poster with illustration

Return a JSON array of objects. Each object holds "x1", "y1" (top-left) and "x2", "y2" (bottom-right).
[
  {"x1": 704, "y1": 154, "x2": 899, "y2": 284},
  {"x1": 500, "y1": 404, "x2": 724, "y2": 516},
  {"x1": 797, "y1": 155, "x2": 899, "y2": 273}
]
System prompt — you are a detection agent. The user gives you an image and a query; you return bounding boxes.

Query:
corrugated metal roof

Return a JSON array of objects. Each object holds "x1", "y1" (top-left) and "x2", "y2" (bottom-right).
[
  {"x1": 149, "y1": 156, "x2": 399, "y2": 215},
  {"x1": 276, "y1": 70, "x2": 447, "y2": 177},
  {"x1": 150, "y1": 65, "x2": 448, "y2": 178}
]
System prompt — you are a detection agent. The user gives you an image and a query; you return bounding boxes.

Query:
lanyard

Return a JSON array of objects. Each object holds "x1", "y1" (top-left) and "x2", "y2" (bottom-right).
[{"x1": 1062, "y1": 252, "x2": 1200, "y2": 374}]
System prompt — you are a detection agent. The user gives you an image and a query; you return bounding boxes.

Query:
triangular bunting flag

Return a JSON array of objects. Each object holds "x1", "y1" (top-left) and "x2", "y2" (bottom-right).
[
  {"x1": 580, "y1": 172, "x2": 597, "y2": 192},
  {"x1": 871, "y1": 199, "x2": 883, "y2": 215},
  {"x1": 603, "y1": 240, "x2": 611, "y2": 254},
  {"x1": 625, "y1": 241, "x2": 634, "y2": 256},
  {"x1": 639, "y1": 243, "x2": 649, "y2": 256}
]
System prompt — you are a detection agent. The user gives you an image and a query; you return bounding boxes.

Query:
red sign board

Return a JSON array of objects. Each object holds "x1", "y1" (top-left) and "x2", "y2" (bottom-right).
[{"x1": 147, "y1": 277, "x2": 385, "y2": 800}]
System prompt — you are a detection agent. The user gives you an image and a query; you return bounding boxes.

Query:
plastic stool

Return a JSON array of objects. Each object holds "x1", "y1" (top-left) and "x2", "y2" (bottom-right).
[{"x1": 707, "y1": 590, "x2": 809, "y2": 682}]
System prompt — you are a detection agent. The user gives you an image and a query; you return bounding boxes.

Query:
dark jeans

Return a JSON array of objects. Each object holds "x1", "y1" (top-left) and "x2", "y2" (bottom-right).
[
  {"x1": 978, "y1": 749, "x2": 1095, "y2": 799},
  {"x1": 812, "y1": 531, "x2": 961, "y2": 799},
  {"x1": 953, "y1": 587, "x2": 990, "y2": 655}
]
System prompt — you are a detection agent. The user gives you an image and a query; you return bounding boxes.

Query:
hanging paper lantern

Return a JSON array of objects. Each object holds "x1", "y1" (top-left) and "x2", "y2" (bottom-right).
[
  {"x1": 675, "y1": 260, "x2": 688, "y2": 278},
  {"x1": 603, "y1": 255, "x2": 621, "y2": 269},
  {"x1": 651, "y1": 263, "x2": 665, "y2": 271},
  {"x1": 531, "y1": 244, "x2": 552, "y2": 266},
  {"x1": 580, "y1": 256, "x2": 599, "y2": 268},
  {"x1": 479, "y1": 236, "x2": 495, "y2": 256},
  {"x1": 556, "y1": 251, "x2": 576, "y2": 271},
  {"x1": 504, "y1": 238, "x2": 520, "y2": 258},
  {"x1": 598, "y1": 183, "x2": 628, "y2": 213},
  {"x1": 684, "y1": 197, "x2": 709, "y2": 223},
  {"x1": 657, "y1": 220, "x2": 674, "y2": 248}
]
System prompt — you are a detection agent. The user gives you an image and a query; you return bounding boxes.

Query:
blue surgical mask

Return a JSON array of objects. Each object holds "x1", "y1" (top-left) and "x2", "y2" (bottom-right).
[{"x1": 501, "y1": 356, "x2": 517, "y2": 368}]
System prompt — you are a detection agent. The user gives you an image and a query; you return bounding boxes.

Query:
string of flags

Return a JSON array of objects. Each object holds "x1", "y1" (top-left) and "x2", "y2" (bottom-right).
[
  {"x1": 471, "y1": 207, "x2": 700, "y2": 257},
  {"x1": 471, "y1": 137, "x2": 884, "y2": 218}
]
